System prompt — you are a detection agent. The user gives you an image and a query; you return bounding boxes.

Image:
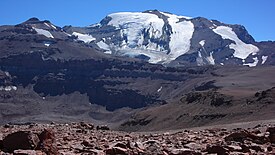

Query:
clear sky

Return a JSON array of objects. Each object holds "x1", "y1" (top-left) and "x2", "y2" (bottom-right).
[{"x1": 1, "y1": 0, "x2": 274, "y2": 41}]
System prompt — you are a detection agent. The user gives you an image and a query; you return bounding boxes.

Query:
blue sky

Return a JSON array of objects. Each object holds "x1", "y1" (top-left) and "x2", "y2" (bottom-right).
[{"x1": 1, "y1": 0, "x2": 274, "y2": 41}]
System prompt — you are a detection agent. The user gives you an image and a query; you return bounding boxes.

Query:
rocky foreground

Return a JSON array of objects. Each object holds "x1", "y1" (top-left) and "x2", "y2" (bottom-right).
[{"x1": 0, "y1": 122, "x2": 275, "y2": 155}]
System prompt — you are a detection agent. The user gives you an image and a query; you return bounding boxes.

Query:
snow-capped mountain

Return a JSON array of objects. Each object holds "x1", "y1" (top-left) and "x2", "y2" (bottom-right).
[{"x1": 64, "y1": 10, "x2": 274, "y2": 67}]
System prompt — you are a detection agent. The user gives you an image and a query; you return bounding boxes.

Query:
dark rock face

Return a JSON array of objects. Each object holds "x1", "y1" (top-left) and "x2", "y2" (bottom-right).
[
  {"x1": 2, "y1": 131, "x2": 40, "y2": 152},
  {"x1": 184, "y1": 91, "x2": 232, "y2": 106}
]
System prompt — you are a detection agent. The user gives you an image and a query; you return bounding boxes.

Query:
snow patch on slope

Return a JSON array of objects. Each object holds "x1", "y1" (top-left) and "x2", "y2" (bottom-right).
[
  {"x1": 207, "y1": 52, "x2": 215, "y2": 65},
  {"x1": 213, "y1": 26, "x2": 259, "y2": 59},
  {"x1": 0, "y1": 86, "x2": 17, "y2": 91},
  {"x1": 97, "y1": 41, "x2": 111, "y2": 54},
  {"x1": 262, "y1": 56, "x2": 268, "y2": 64},
  {"x1": 157, "y1": 86, "x2": 162, "y2": 92},
  {"x1": 44, "y1": 23, "x2": 57, "y2": 30},
  {"x1": 72, "y1": 32, "x2": 96, "y2": 43},
  {"x1": 244, "y1": 57, "x2": 259, "y2": 67},
  {"x1": 199, "y1": 40, "x2": 205, "y2": 47},
  {"x1": 196, "y1": 51, "x2": 204, "y2": 66},
  {"x1": 162, "y1": 12, "x2": 194, "y2": 63},
  {"x1": 34, "y1": 28, "x2": 54, "y2": 38}
]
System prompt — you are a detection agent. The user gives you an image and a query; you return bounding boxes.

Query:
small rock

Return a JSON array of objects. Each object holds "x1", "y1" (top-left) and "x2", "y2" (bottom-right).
[
  {"x1": 267, "y1": 146, "x2": 273, "y2": 152},
  {"x1": 3, "y1": 124, "x2": 12, "y2": 128},
  {"x1": 81, "y1": 140, "x2": 92, "y2": 147},
  {"x1": 185, "y1": 142, "x2": 204, "y2": 150},
  {"x1": 226, "y1": 145, "x2": 242, "y2": 152},
  {"x1": 205, "y1": 145, "x2": 228, "y2": 155},
  {"x1": 79, "y1": 122, "x2": 94, "y2": 130},
  {"x1": 250, "y1": 144, "x2": 263, "y2": 152},
  {"x1": 13, "y1": 150, "x2": 37, "y2": 155},
  {"x1": 134, "y1": 142, "x2": 145, "y2": 150},
  {"x1": 170, "y1": 148, "x2": 201, "y2": 155},
  {"x1": 143, "y1": 140, "x2": 160, "y2": 145},
  {"x1": 105, "y1": 146, "x2": 128, "y2": 155},
  {"x1": 96, "y1": 125, "x2": 110, "y2": 130},
  {"x1": 112, "y1": 142, "x2": 127, "y2": 149},
  {"x1": 3, "y1": 131, "x2": 40, "y2": 152},
  {"x1": 240, "y1": 144, "x2": 251, "y2": 153}
]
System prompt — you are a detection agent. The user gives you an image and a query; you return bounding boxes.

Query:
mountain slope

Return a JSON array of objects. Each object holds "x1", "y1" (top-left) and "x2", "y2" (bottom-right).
[
  {"x1": 64, "y1": 10, "x2": 274, "y2": 67},
  {"x1": 0, "y1": 18, "x2": 216, "y2": 126},
  {"x1": 0, "y1": 12, "x2": 275, "y2": 130}
]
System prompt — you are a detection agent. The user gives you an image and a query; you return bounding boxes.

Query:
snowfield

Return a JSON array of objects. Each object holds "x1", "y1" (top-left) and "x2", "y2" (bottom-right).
[
  {"x1": 72, "y1": 32, "x2": 96, "y2": 43},
  {"x1": 213, "y1": 26, "x2": 259, "y2": 60},
  {"x1": 33, "y1": 28, "x2": 54, "y2": 38}
]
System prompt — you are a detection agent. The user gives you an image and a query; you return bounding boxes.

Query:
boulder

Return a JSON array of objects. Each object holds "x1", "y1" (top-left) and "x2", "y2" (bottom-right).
[
  {"x1": 3, "y1": 131, "x2": 40, "y2": 152},
  {"x1": 224, "y1": 131, "x2": 250, "y2": 142},
  {"x1": 37, "y1": 129, "x2": 58, "y2": 155}
]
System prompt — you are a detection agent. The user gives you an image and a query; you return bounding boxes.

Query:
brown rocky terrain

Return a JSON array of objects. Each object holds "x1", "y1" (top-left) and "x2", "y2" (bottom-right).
[{"x1": 0, "y1": 122, "x2": 275, "y2": 155}]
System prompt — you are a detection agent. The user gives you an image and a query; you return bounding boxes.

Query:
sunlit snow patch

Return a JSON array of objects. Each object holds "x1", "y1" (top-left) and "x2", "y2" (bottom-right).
[
  {"x1": 207, "y1": 52, "x2": 215, "y2": 65},
  {"x1": 44, "y1": 23, "x2": 57, "y2": 30},
  {"x1": 97, "y1": 41, "x2": 112, "y2": 54},
  {"x1": 161, "y1": 12, "x2": 194, "y2": 63},
  {"x1": 213, "y1": 26, "x2": 259, "y2": 59},
  {"x1": 157, "y1": 86, "x2": 163, "y2": 92},
  {"x1": 262, "y1": 56, "x2": 268, "y2": 64},
  {"x1": 34, "y1": 28, "x2": 54, "y2": 38},
  {"x1": 0, "y1": 86, "x2": 17, "y2": 91},
  {"x1": 199, "y1": 40, "x2": 206, "y2": 47},
  {"x1": 244, "y1": 57, "x2": 259, "y2": 67},
  {"x1": 72, "y1": 32, "x2": 96, "y2": 43}
]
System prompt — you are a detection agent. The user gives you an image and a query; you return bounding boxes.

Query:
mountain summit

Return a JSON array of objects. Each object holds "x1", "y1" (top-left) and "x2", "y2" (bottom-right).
[{"x1": 64, "y1": 10, "x2": 274, "y2": 67}]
